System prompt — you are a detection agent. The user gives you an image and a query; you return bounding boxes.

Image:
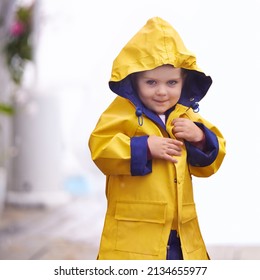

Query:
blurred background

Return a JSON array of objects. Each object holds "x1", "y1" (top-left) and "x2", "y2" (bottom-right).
[{"x1": 0, "y1": 0, "x2": 260, "y2": 260}]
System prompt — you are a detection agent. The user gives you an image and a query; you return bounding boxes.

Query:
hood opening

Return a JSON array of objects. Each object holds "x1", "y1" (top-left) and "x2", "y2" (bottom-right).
[{"x1": 109, "y1": 68, "x2": 212, "y2": 112}]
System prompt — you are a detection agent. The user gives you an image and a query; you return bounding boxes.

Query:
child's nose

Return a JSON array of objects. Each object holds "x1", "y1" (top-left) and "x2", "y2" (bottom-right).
[{"x1": 156, "y1": 85, "x2": 167, "y2": 95}]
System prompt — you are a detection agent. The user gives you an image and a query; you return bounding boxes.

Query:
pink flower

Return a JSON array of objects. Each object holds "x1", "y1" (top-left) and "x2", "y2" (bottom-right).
[{"x1": 10, "y1": 21, "x2": 25, "y2": 37}]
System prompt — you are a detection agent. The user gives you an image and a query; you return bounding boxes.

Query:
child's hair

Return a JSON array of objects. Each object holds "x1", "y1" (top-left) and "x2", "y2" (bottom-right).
[{"x1": 181, "y1": 68, "x2": 189, "y2": 78}]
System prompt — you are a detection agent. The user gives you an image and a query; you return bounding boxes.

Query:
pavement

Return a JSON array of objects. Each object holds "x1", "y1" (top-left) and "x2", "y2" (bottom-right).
[
  {"x1": 0, "y1": 191, "x2": 260, "y2": 260},
  {"x1": 0, "y1": 191, "x2": 105, "y2": 260}
]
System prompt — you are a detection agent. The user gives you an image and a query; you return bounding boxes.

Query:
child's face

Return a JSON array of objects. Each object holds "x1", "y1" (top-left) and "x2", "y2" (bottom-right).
[{"x1": 135, "y1": 65, "x2": 184, "y2": 115}]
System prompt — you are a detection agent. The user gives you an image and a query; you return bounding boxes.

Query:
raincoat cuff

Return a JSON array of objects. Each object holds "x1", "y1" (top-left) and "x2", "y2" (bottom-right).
[
  {"x1": 186, "y1": 123, "x2": 219, "y2": 167},
  {"x1": 130, "y1": 136, "x2": 152, "y2": 176}
]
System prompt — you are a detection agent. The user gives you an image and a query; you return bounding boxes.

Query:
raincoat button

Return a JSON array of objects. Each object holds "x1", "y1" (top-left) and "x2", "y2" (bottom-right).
[{"x1": 174, "y1": 178, "x2": 177, "y2": 183}]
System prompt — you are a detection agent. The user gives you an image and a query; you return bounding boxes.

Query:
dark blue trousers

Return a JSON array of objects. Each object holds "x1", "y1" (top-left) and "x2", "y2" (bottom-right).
[{"x1": 166, "y1": 230, "x2": 183, "y2": 260}]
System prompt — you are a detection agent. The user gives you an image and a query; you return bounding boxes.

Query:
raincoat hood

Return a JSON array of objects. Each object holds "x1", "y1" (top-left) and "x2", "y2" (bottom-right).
[{"x1": 109, "y1": 17, "x2": 212, "y2": 111}]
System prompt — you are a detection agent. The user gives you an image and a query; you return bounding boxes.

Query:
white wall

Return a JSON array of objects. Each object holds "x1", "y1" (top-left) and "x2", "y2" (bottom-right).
[{"x1": 35, "y1": 0, "x2": 260, "y2": 245}]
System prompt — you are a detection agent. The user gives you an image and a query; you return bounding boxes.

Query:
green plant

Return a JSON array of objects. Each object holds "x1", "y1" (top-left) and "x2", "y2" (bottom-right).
[
  {"x1": 0, "y1": 103, "x2": 14, "y2": 116},
  {"x1": 4, "y1": 4, "x2": 33, "y2": 85},
  {"x1": 0, "y1": 2, "x2": 34, "y2": 167}
]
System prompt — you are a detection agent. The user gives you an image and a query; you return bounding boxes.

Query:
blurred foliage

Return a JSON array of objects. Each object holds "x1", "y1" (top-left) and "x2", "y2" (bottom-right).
[
  {"x1": 4, "y1": 3, "x2": 34, "y2": 85},
  {"x1": 0, "y1": 103, "x2": 14, "y2": 116}
]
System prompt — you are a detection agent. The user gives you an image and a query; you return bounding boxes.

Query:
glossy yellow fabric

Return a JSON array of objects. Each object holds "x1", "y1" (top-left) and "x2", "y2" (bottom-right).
[
  {"x1": 89, "y1": 17, "x2": 226, "y2": 260},
  {"x1": 89, "y1": 98, "x2": 225, "y2": 259},
  {"x1": 111, "y1": 17, "x2": 201, "y2": 83}
]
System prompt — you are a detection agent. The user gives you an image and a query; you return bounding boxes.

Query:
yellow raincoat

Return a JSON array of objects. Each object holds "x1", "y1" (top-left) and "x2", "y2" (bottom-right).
[{"x1": 89, "y1": 17, "x2": 226, "y2": 260}]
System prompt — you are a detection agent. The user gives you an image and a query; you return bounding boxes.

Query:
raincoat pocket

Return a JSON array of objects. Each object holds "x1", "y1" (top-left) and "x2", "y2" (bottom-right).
[
  {"x1": 180, "y1": 203, "x2": 204, "y2": 253},
  {"x1": 115, "y1": 201, "x2": 167, "y2": 256}
]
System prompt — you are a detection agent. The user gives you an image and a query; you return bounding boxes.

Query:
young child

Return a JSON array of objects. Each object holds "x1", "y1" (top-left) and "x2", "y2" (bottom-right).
[{"x1": 89, "y1": 17, "x2": 226, "y2": 260}]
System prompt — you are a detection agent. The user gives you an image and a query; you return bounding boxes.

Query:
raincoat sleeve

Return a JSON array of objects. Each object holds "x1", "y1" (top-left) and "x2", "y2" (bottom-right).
[
  {"x1": 186, "y1": 114, "x2": 226, "y2": 177},
  {"x1": 88, "y1": 97, "x2": 151, "y2": 176},
  {"x1": 185, "y1": 122, "x2": 219, "y2": 166},
  {"x1": 130, "y1": 136, "x2": 152, "y2": 176}
]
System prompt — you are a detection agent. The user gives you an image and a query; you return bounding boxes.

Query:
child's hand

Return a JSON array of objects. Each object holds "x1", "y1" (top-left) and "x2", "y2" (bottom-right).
[
  {"x1": 172, "y1": 118, "x2": 204, "y2": 143},
  {"x1": 147, "y1": 135, "x2": 183, "y2": 163}
]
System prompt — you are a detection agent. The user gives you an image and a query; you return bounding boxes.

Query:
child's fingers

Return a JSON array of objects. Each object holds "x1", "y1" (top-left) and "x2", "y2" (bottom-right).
[
  {"x1": 164, "y1": 154, "x2": 178, "y2": 163},
  {"x1": 167, "y1": 146, "x2": 182, "y2": 156},
  {"x1": 171, "y1": 117, "x2": 185, "y2": 126},
  {"x1": 167, "y1": 138, "x2": 183, "y2": 147}
]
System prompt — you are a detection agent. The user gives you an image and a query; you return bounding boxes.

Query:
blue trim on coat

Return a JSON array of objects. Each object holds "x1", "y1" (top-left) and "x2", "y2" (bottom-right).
[
  {"x1": 130, "y1": 136, "x2": 152, "y2": 176},
  {"x1": 185, "y1": 123, "x2": 219, "y2": 167},
  {"x1": 142, "y1": 106, "x2": 166, "y2": 129}
]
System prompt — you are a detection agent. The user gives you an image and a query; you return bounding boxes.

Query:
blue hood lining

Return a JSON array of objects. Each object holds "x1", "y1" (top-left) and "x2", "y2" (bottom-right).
[
  {"x1": 109, "y1": 69, "x2": 212, "y2": 127},
  {"x1": 109, "y1": 70, "x2": 212, "y2": 108},
  {"x1": 178, "y1": 70, "x2": 212, "y2": 108}
]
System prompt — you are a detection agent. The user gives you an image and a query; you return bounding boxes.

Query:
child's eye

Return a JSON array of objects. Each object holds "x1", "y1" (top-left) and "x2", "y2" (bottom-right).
[
  {"x1": 146, "y1": 80, "x2": 156, "y2": 85},
  {"x1": 168, "y1": 80, "x2": 177, "y2": 86}
]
